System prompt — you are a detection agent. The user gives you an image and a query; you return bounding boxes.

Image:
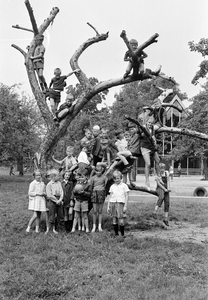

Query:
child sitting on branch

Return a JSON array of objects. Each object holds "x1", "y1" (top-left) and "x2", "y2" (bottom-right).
[
  {"x1": 123, "y1": 38, "x2": 148, "y2": 79},
  {"x1": 53, "y1": 93, "x2": 78, "y2": 123},
  {"x1": 48, "y1": 68, "x2": 80, "y2": 115}
]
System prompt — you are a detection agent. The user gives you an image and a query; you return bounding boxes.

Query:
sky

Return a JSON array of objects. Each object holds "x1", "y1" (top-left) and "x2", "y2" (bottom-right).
[{"x1": 0, "y1": 0, "x2": 208, "y2": 108}]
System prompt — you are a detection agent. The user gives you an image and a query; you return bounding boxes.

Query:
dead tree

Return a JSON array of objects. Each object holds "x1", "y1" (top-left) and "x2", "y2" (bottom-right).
[{"x1": 12, "y1": 1, "x2": 163, "y2": 168}]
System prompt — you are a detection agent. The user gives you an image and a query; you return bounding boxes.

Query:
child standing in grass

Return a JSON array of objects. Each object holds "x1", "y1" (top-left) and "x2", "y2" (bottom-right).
[
  {"x1": 90, "y1": 165, "x2": 107, "y2": 232},
  {"x1": 62, "y1": 171, "x2": 76, "y2": 232},
  {"x1": 107, "y1": 170, "x2": 129, "y2": 237},
  {"x1": 26, "y1": 170, "x2": 49, "y2": 233},
  {"x1": 46, "y1": 169, "x2": 64, "y2": 234},
  {"x1": 153, "y1": 163, "x2": 171, "y2": 226},
  {"x1": 71, "y1": 174, "x2": 92, "y2": 233}
]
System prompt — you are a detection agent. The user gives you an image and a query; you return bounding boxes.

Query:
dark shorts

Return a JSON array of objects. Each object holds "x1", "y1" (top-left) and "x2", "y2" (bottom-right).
[
  {"x1": 91, "y1": 190, "x2": 106, "y2": 203},
  {"x1": 49, "y1": 89, "x2": 61, "y2": 103},
  {"x1": 33, "y1": 61, "x2": 44, "y2": 70}
]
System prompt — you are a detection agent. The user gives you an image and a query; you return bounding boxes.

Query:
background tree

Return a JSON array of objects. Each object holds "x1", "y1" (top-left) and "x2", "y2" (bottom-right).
[
  {"x1": 172, "y1": 82, "x2": 208, "y2": 178},
  {"x1": 0, "y1": 83, "x2": 43, "y2": 175}
]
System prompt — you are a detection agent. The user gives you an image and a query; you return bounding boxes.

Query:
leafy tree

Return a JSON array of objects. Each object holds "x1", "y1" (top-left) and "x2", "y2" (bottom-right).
[
  {"x1": 189, "y1": 38, "x2": 208, "y2": 85},
  {"x1": 0, "y1": 83, "x2": 43, "y2": 175},
  {"x1": 172, "y1": 82, "x2": 208, "y2": 178}
]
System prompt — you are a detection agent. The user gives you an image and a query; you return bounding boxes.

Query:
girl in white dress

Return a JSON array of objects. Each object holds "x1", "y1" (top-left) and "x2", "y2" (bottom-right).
[{"x1": 26, "y1": 170, "x2": 49, "y2": 233}]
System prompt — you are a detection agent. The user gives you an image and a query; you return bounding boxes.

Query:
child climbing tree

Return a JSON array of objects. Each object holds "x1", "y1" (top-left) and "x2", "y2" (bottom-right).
[{"x1": 12, "y1": 0, "x2": 208, "y2": 171}]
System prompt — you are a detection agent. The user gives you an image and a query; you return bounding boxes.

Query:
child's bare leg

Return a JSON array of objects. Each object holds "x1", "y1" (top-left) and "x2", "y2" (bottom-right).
[
  {"x1": 124, "y1": 62, "x2": 133, "y2": 78},
  {"x1": 50, "y1": 98, "x2": 56, "y2": 115},
  {"x1": 142, "y1": 152, "x2": 151, "y2": 188},
  {"x1": 92, "y1": 203, "x2": 98, "y2": 232},
  {"x1": 154, "y1": 152, "x2": 160, "y2": 176},
  {"x1": 81, "y1": 213, "x2": 85, "y2": 231},
  {"x1": 71, "y1": 211, "x2": 80, "y2": 232},
  {"x1": 139, "y1": 63, "x2": 144, "y2": 74},
  {"x1": 98, "y1": 203, "x2": 104, "y2": 231},
  {"x1": 35, "y1": 211, "x2": 41, "y2": 233},
  {"x1": 45, "y1": 211, "x2": 49, "y2": 234},
  {"x1": 38, "y1": 69, "x2": 47, "y2": 91},
  {"x1": 26, "y1": 211, "x2": 37, "y2": 232},
  {"x1": 82, "y1": 212, "x2": 89, "y2": 233},
  {"x1": 117, "y1": 151, "x2": 131, "y2": 166}
]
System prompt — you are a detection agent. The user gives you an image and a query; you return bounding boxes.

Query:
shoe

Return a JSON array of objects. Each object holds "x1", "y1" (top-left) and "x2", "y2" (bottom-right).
[
  {"x1": 86, "y1": 229, "x2": 90, "y2": 233},
  {"x1": 35, "y1": 227, "x2": 39, "y2": 233},
  {"x1": 53, "y1": 228, "x2": 58, "y2": 234},
  {"x1": 123, "y1": 72, "x2": 129, "y2": 79},
  {"x1": 82, "y1": 227, "x2": 85, "y2": 232},
  {"x1": 71, "y1": 228, "x2": 75, "y2": 233},
  {"x1": 26, "y1": 226, "x2": 30, "y2": 233},
  {"x1": 91, "y1": 226, "x2": 96, "y2": 233},
  {"x1": 45, "y1": 228, "x2": 49, "y2": 235},
  {"x1": 78, "y1": 226, "x2": 81, "y2": 231},
  {"x1": 122, "y1": 165, "x2": 132, "y2": 174},
  {"x1": 163, "y1": 220, "x2": 169, "y2": 226},
  {"x1": 98, "y1": 227, "x2": 103, "y2": 232},
  {"x1": 151, "y1": 212, "x2": 157, "y2": 219}
]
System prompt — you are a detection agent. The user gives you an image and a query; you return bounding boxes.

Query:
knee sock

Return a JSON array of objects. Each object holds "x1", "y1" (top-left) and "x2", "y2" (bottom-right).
[
  {"x1": 120, "y1": 225, "x2": 125, "y2": 236},
  {"x1": 113, "y1": 224, "x2": 119, "y2": 235}
]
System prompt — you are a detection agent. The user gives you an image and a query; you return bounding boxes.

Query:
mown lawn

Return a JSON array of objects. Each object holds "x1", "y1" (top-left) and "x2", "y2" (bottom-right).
[{"x1": 0, "y1": 175, "x2": 208, "y2": 300}]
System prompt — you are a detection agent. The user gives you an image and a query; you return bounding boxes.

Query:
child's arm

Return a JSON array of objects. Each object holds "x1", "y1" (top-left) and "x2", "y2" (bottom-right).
[
  {"x1": 28, "y1": 181, "x2": 36, "y2": 197},
  {"x1": 107, "y1": 193, "x2": 112, "y2": 213},
  {"x1": 166, "y1": 172, "x2": 171, "y2": 191},
  {"x1": 30, "y1": 48, "x2": 45, "y2": 60},
  {"x1": 141, "y1": 51, "x2": 148, "y2": 59},
  {"x1": 51, "y1": 155, "x2": 65, "y2": 165},
  {"x1": 155, "y1": 177, "x2": 168, "y2": 192},
  {"x1": 124, "y1": 51, "x2": 131, "y2": 62},
  {"x1": 66, "y1": 69, "x2": 80, "y2": 78},
  {"x1": 123, "y1": 191, "x2": 129, "y2": 212}
]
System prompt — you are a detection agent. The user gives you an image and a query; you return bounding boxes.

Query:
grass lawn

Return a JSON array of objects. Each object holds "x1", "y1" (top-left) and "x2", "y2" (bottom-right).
[{"x1": 0, "y1": 174, "x2": 208, "y2": 300}]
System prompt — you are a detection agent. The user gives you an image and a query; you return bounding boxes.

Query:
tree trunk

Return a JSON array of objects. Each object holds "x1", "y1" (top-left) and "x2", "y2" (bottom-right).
[
  {"x1": 17, "y1": 157, "x2": 24, "y2": 176},
  {"x1": 203, "y1": 158, "x2": 208, "y2": 180}
]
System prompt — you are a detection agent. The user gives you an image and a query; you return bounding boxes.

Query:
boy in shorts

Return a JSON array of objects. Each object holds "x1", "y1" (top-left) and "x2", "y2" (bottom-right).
[
  {"x1": 30, "y1": 34, "x2": 48, "y2": 93},
  {"x1": 48, "y1": 68, "x2": 80, "y2": 115}
]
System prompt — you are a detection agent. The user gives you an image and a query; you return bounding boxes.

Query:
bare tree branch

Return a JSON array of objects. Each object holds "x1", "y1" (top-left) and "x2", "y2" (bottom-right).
[
  {"x1": 25, "y1": 0, "x2": 39, "y2": 35},
  {"x1": 38, "y1": 7, "x2": 59, "y2": 35},
  {"x1": 11, "y1": 44, "x2": 26, "y2": 57},
  {"x1": 157, "y1": 127, "x2": 208, "y2": 141},
  {"x1": 70, "y1": 30, "x2": 109, "y2": 89},
  {"x1": 87, "y1": 22, "x2": 99, "y2": 35},
  {"x1": 12, "y1": 25, "x2": 34, "y2": 33}
]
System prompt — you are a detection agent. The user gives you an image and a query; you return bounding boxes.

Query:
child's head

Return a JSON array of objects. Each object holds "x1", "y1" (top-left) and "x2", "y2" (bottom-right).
[
  {"x1": 81, "y1": 145, "x2": 88, "y2": 153},
  {"x1": 159, "y1": 163, "x2": 166, "y2": 172},
  {"x1": 54, "y1": 68, "x2": 62, "y2": 77},
  {"x1": 65, "y1": 93, "x2": 74, "y2": 104},
  {"x1": 95, "y1": 165, "x2": 105, "y2": 176},
  {"x1": 35, "y1": 34, "x2": 44, "y2": 45},
  {"x1": 113, "y1": 170, "x2": 122, "y2": 184},
  {"x1": 63, "y1": 171, "x2": 71, "y2": 181},
  {"x1": 152, "y1": 98, "x2": 162, "y2": 109},
  {"x1": 49, "y1": 169, "x2": 59, "y2": 181},
  {"x1": 66, "y1": 146, "x2": 74, "y2": 157},
  {"x1": 92, "y1": 125, "x2": 100, "y2": 137},
  {"x1": 100, "y1": 138, "x2": 109, "y2": 150},
  {"x1": 124, "y1": 130, "x2": 131, "y2": 141},
  {"x1": 129, "y1": 39, "x2": 138, "y2": 50},
  {"x1": 33, "y1": 170, "x2": 42, "y2": 181},
  {"x1": 100, "y1": 128, "x2": 108, "y2": 139},
  {"x1": 84, "y1": 128, "x2": 92, "y2": 139},
  {"x1": 115, "y1": 129, "x2": 124, "y2": 140},
  {"x1": 128, "y1": 123, "x2": 137, "y2": 134}
]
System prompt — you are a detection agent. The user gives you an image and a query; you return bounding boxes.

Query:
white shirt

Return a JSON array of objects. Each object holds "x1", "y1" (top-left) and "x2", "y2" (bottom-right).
[
  {"x1": 78, "y1": 151, "x2": 90, "y2": 165},
  {"x1": 115, "y1": 138, "x2": 128, "y2": 152},
  {"x1": 109, "y1": 182, "x2": 129, "y2": 203}
]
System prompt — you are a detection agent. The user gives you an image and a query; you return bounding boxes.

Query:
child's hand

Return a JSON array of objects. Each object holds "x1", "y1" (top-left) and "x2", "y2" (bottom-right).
[
  {"x1": 123, "y1": 206, "x2": 127, "y2": 212},
  {"x1": 70, "y1": 200, "x2": 74, "y2": 206},
  {"x1": 107, "y1": 207, "x2": 110, "y2": 214},
  {"x1": 77, "y1": 189, "x2": 84, "y2": 194}
]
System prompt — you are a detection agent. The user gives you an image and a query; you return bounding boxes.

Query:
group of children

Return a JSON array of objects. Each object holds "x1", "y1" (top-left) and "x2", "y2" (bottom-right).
[{"x1": 26, "y1": 122, "x2": 171, "y2": 236}]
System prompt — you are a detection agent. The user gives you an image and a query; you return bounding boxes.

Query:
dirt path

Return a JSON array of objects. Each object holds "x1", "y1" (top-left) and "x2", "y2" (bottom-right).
[{"x1": 130, "y1": 221, "x2": 208, "y2": 245}]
